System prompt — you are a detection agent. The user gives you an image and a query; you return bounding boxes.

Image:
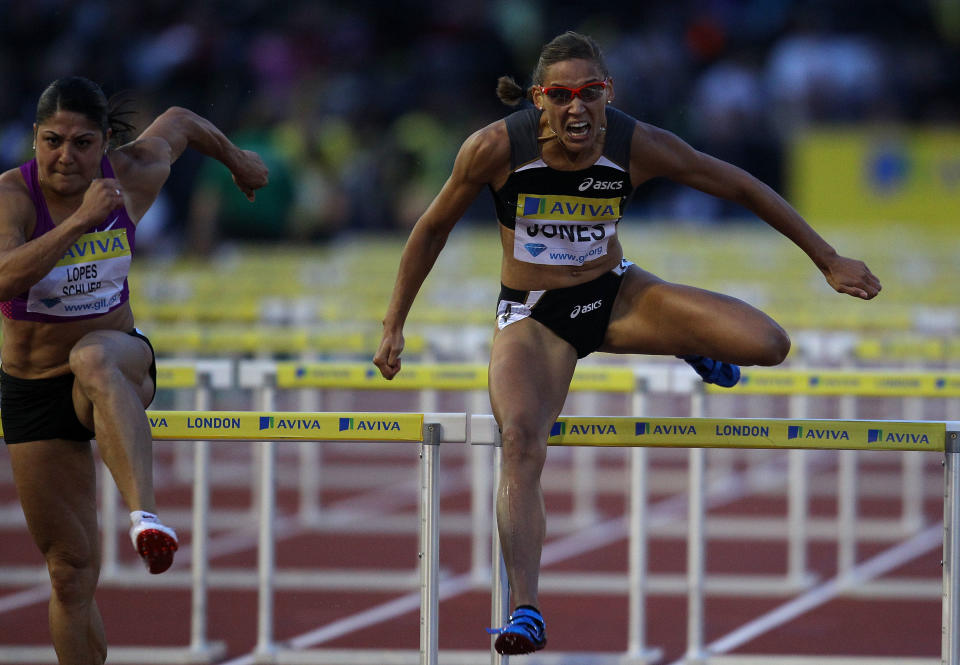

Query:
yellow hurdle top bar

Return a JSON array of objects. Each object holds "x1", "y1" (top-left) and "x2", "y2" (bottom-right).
[
  {"x1": 0, "y1": 410, "x2": 945, "y2": 450},
  {"x1": 155, "y1": 365, "x2": 198, "y2": 389},
  {"x1": 274, "y1": 362, "x2": 635, "y2": 392},
  {"x1": 546, "y1": 417, "x2": 945, "y2": 452},
  {"x1": 706, "y1": 369, "x2": 960, "y2": 397},
  {"x1": 145, "y1": 411, "x2": 424, "y2": 441}
]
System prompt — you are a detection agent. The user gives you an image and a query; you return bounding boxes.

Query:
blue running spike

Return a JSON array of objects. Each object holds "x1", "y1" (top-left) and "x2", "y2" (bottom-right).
[
  {"x1": 678, "y1": 355, "x2": 741, "y2": 388},
  {"x1": 486, "y1": 607, "x2": 547, "y2": 655}
]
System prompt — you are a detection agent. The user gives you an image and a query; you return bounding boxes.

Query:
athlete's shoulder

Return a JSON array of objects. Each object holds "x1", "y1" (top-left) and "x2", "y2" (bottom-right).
[
  {"x1": 0, "y1": 166, "x2": 33, "y2": 212},
  {"x1": 0, "y1": 167, "x2": 34, "y2": 246},
  {"x1": 457, "y1": 117, "x2": 511, "y2": 183}
]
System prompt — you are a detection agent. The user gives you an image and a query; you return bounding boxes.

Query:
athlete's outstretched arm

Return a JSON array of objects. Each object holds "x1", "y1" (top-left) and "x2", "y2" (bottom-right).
[
  {"x1": 113, "y1": 107, "x2": 268, "y2": 222},
  {"x1": 374, "y1": 125, "x2": 506, "y2": 379},
  {"x1": 631, "y1": 122, "x2": 881, "y2": 300}
]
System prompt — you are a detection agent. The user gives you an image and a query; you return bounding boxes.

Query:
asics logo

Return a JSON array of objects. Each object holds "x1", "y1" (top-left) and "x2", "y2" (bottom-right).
[
  {"x1": 570, "y1": 299, "x2": 602, "y2": 318},
  {"x1": 578, "y1": 177, "x2": 623, "y2": 192}
]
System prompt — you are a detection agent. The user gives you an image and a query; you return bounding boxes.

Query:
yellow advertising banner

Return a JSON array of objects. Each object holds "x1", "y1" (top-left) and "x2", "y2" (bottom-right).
[
  {"x1": 791, "y1": 127, "x2": 960, "y2": 230},
  {"x1": 546, "y1": 417, "x2": 944, "y2": 452},
  {"x1": 154, "y1": 364, "x2": 198, "y2": 389},
  {"x1": 706, "y1": 369, "x2": 960, "y2": 397},
  {"x1": 145, "y1": 411, "x2": 424, "y2": 441},
  {"x1": 275, "y1": 363, "x2": 636, "y2": 393}
]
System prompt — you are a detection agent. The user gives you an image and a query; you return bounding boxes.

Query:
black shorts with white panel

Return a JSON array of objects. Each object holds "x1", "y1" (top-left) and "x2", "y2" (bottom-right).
[{"x1": 496, "y1": 259, "x2": 632, "y2": 359}]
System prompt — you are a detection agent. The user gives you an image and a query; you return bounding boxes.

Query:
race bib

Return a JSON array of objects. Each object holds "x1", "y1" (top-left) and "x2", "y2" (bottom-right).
[
  {"x1": 27, "y1": 228, "x2": 131, "y2": 317},
  {"x1": 513, "y1": 193, "x2": 620, "y2": 266}
]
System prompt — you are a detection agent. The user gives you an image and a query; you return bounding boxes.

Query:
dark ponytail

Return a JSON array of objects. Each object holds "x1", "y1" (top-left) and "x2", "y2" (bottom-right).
[{"x1": 496, "y1": 75, "x2": 531, "y2": 107}]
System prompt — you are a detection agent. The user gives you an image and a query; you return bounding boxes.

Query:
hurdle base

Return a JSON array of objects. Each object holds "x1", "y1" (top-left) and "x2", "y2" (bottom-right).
[
  {"x1": 265, "y1": 647, "x2": 663, "y2": 664},
  {"x1": 0, "y1": 643, "x2": 226, "y2": 664}
]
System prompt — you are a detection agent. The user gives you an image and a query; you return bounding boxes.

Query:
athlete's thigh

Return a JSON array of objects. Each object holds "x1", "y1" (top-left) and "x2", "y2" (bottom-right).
[
  {"x1": 601, "y1": 264, "x2": 786, "y2": 360},
  {"x1": 488, "y1": 319, "x2": 577, "y2": 439},
  {"x1": 7, "y1": 439, "x2": 100, "y2": 560},
  {"x1": 71, "y1": 330, "x2": 155, "y2": 413}
]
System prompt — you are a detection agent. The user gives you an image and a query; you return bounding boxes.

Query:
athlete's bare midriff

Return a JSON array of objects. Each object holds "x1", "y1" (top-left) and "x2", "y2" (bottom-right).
[
  {"x1": 498, "y1": 223, "x2": 625, "y2": 291},
  {"x1": 0, "y1": 303, "x2": 135, "y2": 378}
]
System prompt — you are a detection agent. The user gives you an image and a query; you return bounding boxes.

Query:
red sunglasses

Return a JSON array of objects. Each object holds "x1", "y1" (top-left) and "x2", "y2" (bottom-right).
[{"x1": 539, "y1": 80, "x2": 608, "y2": 105}]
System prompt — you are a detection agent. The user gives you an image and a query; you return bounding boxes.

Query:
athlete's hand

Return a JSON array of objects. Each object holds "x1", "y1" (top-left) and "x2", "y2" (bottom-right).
[
  {"x1": 373, "y1": 329, "x2": 405, "y2": 380},
  {"x1": 231, "y1": 150, "x2": 269, "y2": 202},
  {"x1": 74, "y1": 178, "x2": 125, "y2": 230},
  {"x1": 821, "y1": 254, "x2": 882, "y2": 300}
]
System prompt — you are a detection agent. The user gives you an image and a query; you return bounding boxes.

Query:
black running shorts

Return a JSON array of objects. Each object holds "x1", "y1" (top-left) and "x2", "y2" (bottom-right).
[
  {"x1": 496, "y1": 261, "x2": 630, "y2": 358},
  {"x1": 1, "y1": 329, "x2": 157, "y2": 444}
]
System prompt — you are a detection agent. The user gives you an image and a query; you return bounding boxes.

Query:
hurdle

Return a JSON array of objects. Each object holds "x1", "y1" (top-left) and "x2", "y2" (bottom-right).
[
  {"x1": 237, "y1": 360, "x2": 653, "y2": 582},
  {"x1": 707, "y1": 368, "x2": 960, "y2": 594},
  {"x1": 0, "y1": 410, "x2": 464, "y2": 665},
  {"x1": 473, "y1": 414, "x2": 956, "y2": 665},
  {"x1": 0, "y1": 359, "x2": 234, "y2": 587}
]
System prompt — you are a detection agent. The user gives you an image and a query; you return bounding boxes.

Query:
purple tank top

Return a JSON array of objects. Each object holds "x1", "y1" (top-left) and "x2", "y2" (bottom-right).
[{"x1": 0, "y1": 157, "x2": 136, "y2": 322}]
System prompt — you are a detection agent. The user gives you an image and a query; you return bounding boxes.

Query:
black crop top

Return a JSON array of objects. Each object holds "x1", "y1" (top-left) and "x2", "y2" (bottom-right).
[{"x1": 489, "y1": 106, "x2": 637, "y2": 267}]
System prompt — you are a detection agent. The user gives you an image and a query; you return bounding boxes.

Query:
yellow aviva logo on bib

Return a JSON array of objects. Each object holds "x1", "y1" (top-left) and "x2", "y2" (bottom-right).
[
  {"x1": 59, "y1": 229, "x2": 130, "y2": 266},
  {"x1": 517, "y1": 194, "x2": 620, "y2": 221}
]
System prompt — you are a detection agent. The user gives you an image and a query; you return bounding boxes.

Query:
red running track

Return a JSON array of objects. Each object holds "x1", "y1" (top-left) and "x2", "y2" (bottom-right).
[{"x1": 0, "y1": 438, "x2": 945, "y2": 664}]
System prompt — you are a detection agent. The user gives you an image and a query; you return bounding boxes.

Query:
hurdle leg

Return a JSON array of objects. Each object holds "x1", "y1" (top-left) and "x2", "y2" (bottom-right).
[
  {"x1": 786, "y1": 391, "x2": 810, "y2": 588},
  {"x1": 628, "y1": 446, "x2": 662, "y2": 663},
  {"x1": 573, "y1": 391, "x2": 600, "y2": 527},
  {"x1": 189, "y1": 378, "x2": 219, "y2": 659},
  {"x1": 490, "y1": 433, "x2": 509, "y2": 665},
  {"x1": 100, "y1": 466, "x2": 120, "y2": 578},
  {"x1": 902, "y1": 395, "x2": 926, "y2": 532},
  {"x1": 686, "y1": 389, "x2": 708, "y2": 663},
  {"x1": 837, "y1": 449, "x2": 859, "y2": 577},
  {"x1": 254, "y1": 385, "x2": 277, "y2": 662},
  {"x1": 419, "y1": 423, "x2": 441, "y2": 665},
  {"x1": 472, "y1": 388, "x2": 493, "y2": 583},
  {"x1": 837, "y1": 394, "x2": 858, "y2": 578},
  {"x1": 943, "y1": 429, "x2": 960, "y2": 665},
  {"x1": 298, "y1": 383, "x2": 322, "y2": 525}
]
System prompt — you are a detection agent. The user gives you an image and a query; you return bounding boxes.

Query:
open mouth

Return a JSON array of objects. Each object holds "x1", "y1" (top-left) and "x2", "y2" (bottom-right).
[{"x1": 565, "y1": 120, "x2": 591, "y2": 140}]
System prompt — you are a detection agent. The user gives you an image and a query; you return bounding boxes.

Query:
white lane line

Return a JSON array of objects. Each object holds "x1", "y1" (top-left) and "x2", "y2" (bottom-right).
[
  {"x1": 665, "y1": 522, "x2": 944, "y2": 665},
  {"x1": 220, "y1": 453, "x2": 801, "y2": 664},
  {"x1": 0, "y1": 586, "x2": 49, "y2": 613}
]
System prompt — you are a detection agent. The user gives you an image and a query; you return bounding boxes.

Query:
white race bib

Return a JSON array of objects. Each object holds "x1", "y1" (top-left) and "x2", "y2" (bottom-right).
[
  {"x1": 27, "y1": 228, "x2": 131, "y2": 317},
  {"x1": 512, "y1": 193, "x2": 620, "y2": 266}
]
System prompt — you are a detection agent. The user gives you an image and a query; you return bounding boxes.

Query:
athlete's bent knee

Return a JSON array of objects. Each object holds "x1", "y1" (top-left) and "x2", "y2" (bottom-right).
[
  {"x1": 758, "y1": 324, "x2": 791, "y2": 366},
  {"x1": 46, "y1": 552, "x2": 97, "y2": 608},
  {"x1": 69, "y1": 342, "x2": 121, "y2": 396}
]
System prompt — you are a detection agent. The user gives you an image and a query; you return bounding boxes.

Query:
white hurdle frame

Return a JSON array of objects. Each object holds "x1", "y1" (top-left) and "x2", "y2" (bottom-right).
[
  {"x1": 0, "y1": 410, "x2": 462, "y2": 665},
  {"x1": 474, "y1": 414, "x2": 960, "y2": 665}
]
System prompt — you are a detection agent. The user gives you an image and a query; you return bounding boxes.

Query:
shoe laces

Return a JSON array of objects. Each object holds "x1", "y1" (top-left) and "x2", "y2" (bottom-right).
[{"x1": 486, "y1": 608, "x2": 545, "y2": 640}]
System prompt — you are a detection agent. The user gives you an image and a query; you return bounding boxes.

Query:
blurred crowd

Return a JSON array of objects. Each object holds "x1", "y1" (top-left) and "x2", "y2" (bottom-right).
[{"x1": 1, "y1": 0, "x2": 958, "y2": 253}]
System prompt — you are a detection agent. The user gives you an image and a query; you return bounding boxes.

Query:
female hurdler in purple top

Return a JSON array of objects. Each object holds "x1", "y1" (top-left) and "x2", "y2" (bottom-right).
[{"x1": 0, "y1": 76, "x2": 268, "y2": 665}]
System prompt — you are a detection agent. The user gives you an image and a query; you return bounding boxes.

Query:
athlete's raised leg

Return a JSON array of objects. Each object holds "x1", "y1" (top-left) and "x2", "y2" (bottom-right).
[
  {"x1": 601, "y1": 264, "x2": 790, "y2": 365},
  {"x1": 70, "y1": 330, "x2": 177, "y2": 573},
  {"x1": 70, "y1": 330, "x2": 156, "y2": 513}
]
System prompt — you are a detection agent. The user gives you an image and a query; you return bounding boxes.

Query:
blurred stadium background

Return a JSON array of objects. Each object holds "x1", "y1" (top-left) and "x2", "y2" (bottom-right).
[
  {"x1": 3, "y1": 2, "x2": 960, "y2": 663},
  {"x1": 1, "y1": 0, "x2": 958, "y2": 347}
]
